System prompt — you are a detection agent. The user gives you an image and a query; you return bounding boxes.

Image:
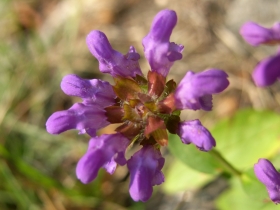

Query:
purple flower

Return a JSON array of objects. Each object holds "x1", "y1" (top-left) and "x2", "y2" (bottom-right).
[
  {"x1": 46, "y1": 103, "x2": 109, "y2": 136},
  {"x1": 240, "y1": 22, "x2": 280, "y2": 46},
  {"x1": 178, "y1": 120, "x2": 216, "y2": 151},
  {"x1": 253, "y1": 54, "x2": 280, "y2": 86},
  {"x1": 240, "y1": 21, "x2": 280, "y2": 87},
  {"x1": 174, "y1": 69, "x2": 229, "y2": 111},
  {"x1": 127, "y1": 146, "x2": 164, "y2": 202},
  {"x1": 142, "y1": 9, "x2": 184, "y2": 77},
  {"x1": 46, "y1": 74, "x2": 116, "y2": 136},
  {"x1": 61, "y1": 74, "x2": 116, "y2": 106},
  {"x1": 254, "y1": 158, "x2": 280, "y2": 204},
  {"x1": 86, "y1": 30, "x2": 142, "y2": 77},
  {"x1": 77, "y1": 133, "x2": 129, "y2": 183},
  {"x1": 46, "y1": 9, "x2": 229, "y2": 202}
]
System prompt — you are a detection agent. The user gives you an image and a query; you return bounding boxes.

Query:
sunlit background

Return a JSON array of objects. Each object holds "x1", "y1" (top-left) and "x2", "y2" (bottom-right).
[{"x1": 1, "y1": 0, "x2": 280, "y2": 209}]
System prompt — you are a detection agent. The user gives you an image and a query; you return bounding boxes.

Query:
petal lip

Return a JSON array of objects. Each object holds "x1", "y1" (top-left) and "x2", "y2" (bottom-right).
[
  {"x1": 254, "y1": 158, "x2": 280, "y2": 204},
  {"x1": 178, "y1": 119, "x2": 216, "y2": 151},
  {"x1": 174, "y1": 69, "x2": 229, "y2": 111},
  {"x1": 127, "y1": 146, "x2": 164, "y2": 202},
  {"x1": 76, "y1": 149, "x2": 105, "y2": 183},
  {"x1": 86, "y1": 30, "x2": 142, "y2": 77},
  {"x1": 252, "y1": 54, "x2": 280, "y2": 87},
  {"x1": 142, "y1": 9, "x2": 184, "y2": 77}
]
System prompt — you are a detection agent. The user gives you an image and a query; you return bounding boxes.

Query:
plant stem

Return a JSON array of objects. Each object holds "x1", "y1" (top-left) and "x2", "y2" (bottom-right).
[{"x1": 209, "y1": 149, "x2": 242, "y2": 177}]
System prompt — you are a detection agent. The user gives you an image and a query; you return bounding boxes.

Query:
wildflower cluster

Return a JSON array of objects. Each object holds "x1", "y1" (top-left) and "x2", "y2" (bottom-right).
[{"x1": 46, "y1": 10, "x2": 229, "y2": 201}]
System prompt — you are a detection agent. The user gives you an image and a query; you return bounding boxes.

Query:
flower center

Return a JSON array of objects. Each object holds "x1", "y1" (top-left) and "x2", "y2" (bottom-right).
[{"x1": 105, "y1": 71, "x2": 181, "y2": 147}]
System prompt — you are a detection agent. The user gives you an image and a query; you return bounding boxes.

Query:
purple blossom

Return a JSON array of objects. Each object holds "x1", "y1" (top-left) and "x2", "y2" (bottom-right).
[
  {"x1": 46, "y1": 74, "x2": 116, "y2": 136},
  {"x1": 46, "y1": 9, "x2": 229, "y2": 202},
  {"x1": 76, "y1": 133, "x2": 129, "y2": 183},
  {"x1": 174, "y1": 69, "x2": 229, "y2": 111},
  {"x1": 46, "y1": 103, "x2": 109, "y2": 136},
  {"x1": 240, "y1": 21, "x2": 280, "y2": 87},
  {"x1": 178, "y1": 120, "x2": 216, "y2": 151},
  {"x1": 253, "y1": 53, "x2": 280, "y2": 86},
  {"x1": 254, "y1": 158, "x2": 280, "y2": 204},
  {"x1": 86, "y1": 30, "x2": 142, "y2": 77},
  {"x1": 240, "y1": 22, "x2": 280, "y2": 46},
  {"x1": 142, "y1": 9, "x2": 184, "y2": 77},
  {"x1": 61, "y1": 74, "x2": 116, "y2": 106},
  {"x1": 127, "y1": 146, "x2": 164, "y2": 202}
]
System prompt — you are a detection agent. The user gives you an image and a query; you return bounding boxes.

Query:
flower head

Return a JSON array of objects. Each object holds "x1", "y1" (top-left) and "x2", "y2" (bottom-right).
[
  {"x1": 46, "y1": 9, "x2": 229, "y2": 201},
  {"x1": 240, "y1": 21, "x2": 280, "y2": 87},
  {"x1": 254, "y1": 158, "x2": 280, "y2": 204}
]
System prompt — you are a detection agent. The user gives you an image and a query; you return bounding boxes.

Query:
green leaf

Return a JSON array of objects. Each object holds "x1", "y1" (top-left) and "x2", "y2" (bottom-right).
[
  {"x1": 216, "y1": 177, "x2": 277, "y2": 210},
  {"x1": 241, "y1": 168, "x2": 268, "y2": 201},
  {"x1": 212, "y1": 109, "x2": 280, "y2": 170},
  {"x1": 163, "y1": 158, "x2": 213, "y2": 193},
  {"x1": 168, "y1": 133, "x2": 221, "y2": 174}
]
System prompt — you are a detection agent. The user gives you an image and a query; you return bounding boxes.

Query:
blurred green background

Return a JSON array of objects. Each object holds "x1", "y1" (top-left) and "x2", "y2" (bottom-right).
[{"x1": 1, "y1": 0, "x2": 280, "y2": 209}]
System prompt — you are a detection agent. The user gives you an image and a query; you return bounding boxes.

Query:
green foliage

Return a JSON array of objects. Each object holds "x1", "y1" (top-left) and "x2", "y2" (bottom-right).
[
  {"x1": 169, "y1": 109, "x2": 280, "y2": 208},
  {"x1": 168, "y1": 133, "x2": 222, "y2": 174},
  {"x1": 212, "y1": 109, "x2": 280, "y2": 170},
  {"x1": 169, "y1": 109, "x2": 280, "y2": 172},
  {"x1": 163, "y1": 158, "x2": 213, "y2": 193},
  {"x1": 216, "y1": 177, "x2": 277, "y2": 210}
]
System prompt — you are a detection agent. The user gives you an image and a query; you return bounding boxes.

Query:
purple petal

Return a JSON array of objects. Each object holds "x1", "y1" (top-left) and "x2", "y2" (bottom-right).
[
  {"x1": 114, "y1": 151, "x2": 127, "y2": 166},
  {"x1": 199, "y1": 94, "x2": 213, "y2": 111},
  {"x1": 178, "y1": 120, "x2": 216, "y2": 151},
  {"x1": 86, "y1": 30, "x2": 142, "y2": 77},
  {"x1": 174, "y1": 69, "x2": 229, "y2": 111},
  {"x1": 103, "y1": 158, "x2": 117, "y2": 175},
  {"x1": 61, "y1": 74, "x2": 116, "y2": 107},
  {"x1": 127, "y1": 146, "x2": 164, "y2": 202},
  {"x1": 167, "y1": 42, "x2": 183, "y2": 62},
  {"x1": 46, "y1": 103, "x2": 109, "y2": 135},
  {"x1": 76, "y1": 133, "x2": 129, "y2": 183},
  {"x1": 240, "y1": 21, "x2": 280, "y2": 46},
  {"x1": 76, "y1": 149, "x2": 105, "y2": 183},
  {"x1": 252, "y1": 54, "x2": 280, "y2": 87},
  {"x1": 125, "y1": 46, "x2": 141, "y2": 61},
  {"x1": 142, "y1": 9, "x2": 184, "y2": 77},
  {"x1": 254, "y1": 158, "x2": 280, "y2": 204},
  {"x1": 152, "y1": 171, "x2": 165, "y2": 186},
  {"x1": 240, "y1": 21, "x2": 274, "y2": 46},
  {"x1": 86, "y1": 128, "x2": 97, "y2": 137}
]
